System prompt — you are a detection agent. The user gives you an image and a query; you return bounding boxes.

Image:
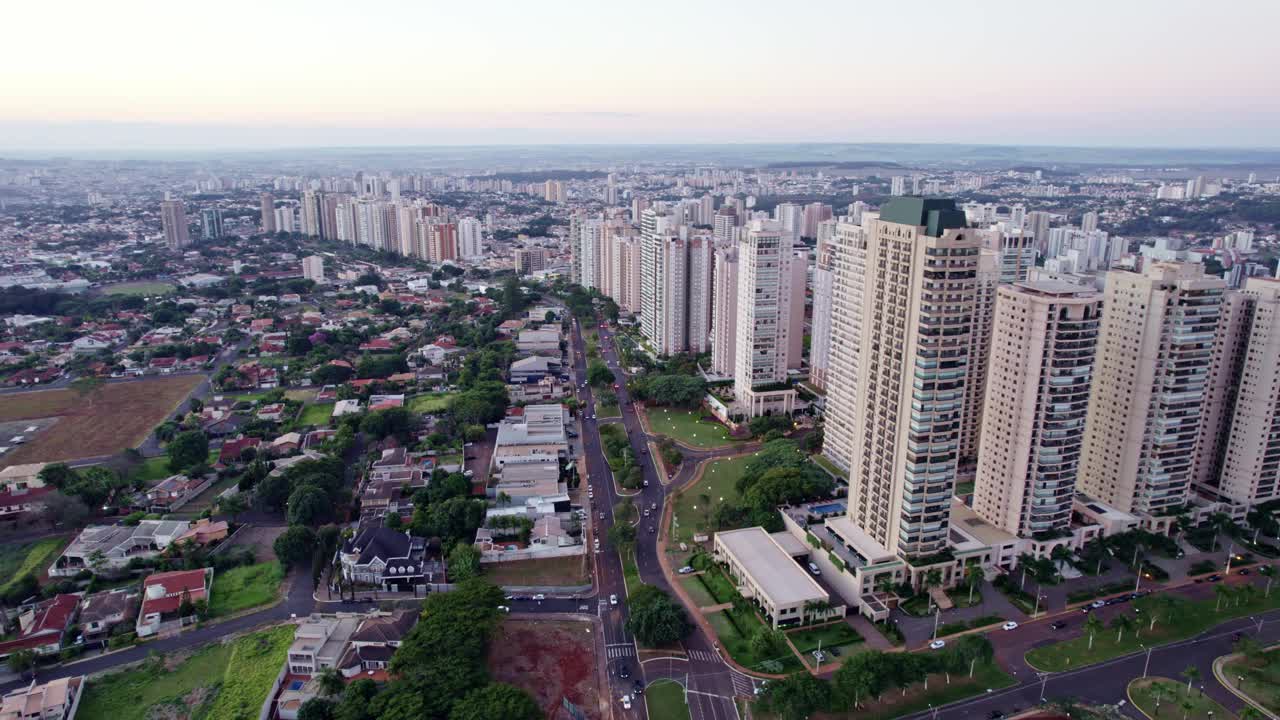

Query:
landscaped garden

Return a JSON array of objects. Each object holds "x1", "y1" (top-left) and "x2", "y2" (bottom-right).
[
  {"x1": 1027, "y1": 583, "x2": 1280, "y2": 672},
  {"x1": 645, "y1": 407, "x2": 737, "y2": 449},
  {"x1": 1127, "y1": 677, "x2": 1229, "y2": 720},
  {"x1": 645, "y1": 680, "x2": 691, "y2": 720},
  {"x1": 407, "y1": 392, "x2": 456, "y2": 414},
  {"x1": 1223, "y1": 641, "x2": 1280, "y2": 714},
  {"x1": 207, "y1": 562, "x2": 285, "y2": 617},
  {"x1": 787, "y1": 621, "x2": 863, "y2": 655},
  {"x1": 298, "y1": 402, "x2": 334, "y2": 426},
  {"x1": 706, "y1": 608, "x2": 802, "y2": 674},
  {"x1": 77, "y1": 625, "x2": 293, "y2": 720},
  {"x1": 671, "y1": 455, "x2": 749, "y2": 542}
]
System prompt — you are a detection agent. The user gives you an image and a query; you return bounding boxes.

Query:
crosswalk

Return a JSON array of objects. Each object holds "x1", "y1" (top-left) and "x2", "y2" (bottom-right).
[
  {"x1": 606, "y1": 643, "x2": 635, "y2": 659},
  {"x1": 687, "y1": 649, "x2": 719, "y2": 663},
  {"x1": 730, "y1": 671, "x2": 757, "y2": 697}
]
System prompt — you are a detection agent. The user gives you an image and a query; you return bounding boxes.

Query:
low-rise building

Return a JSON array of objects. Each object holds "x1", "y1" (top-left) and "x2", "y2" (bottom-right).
[
  {"x1": 136, "y1": 567, "x2": 212, "y2": 637},
  {"x1": 339, "y1": 528, "x2": 428, "y2": 591},
  {"x1": 141, "y1": 474, "x2": 214, "y2": 513},
  {"x1": 79, "y1": 588, "x2": 139, "y2": 639},
  {"x1": 335, "y1": 609, "x2": 417, "y2": 678},
  {"x1": 0, "y1": 594, "x2": 80, "y2": 659},
  {"x1": 713, "y1": 527, "x2": 844, "y2": 629},
  {"x1": 491, "y1": 405, "x2": 569, "y2": 471},
  {"x1": 0, "y1": 675, "x2": 84, "y2": 720},
  {"x1": 51, "y1": 520, "x2": 190, "y2": 577}
]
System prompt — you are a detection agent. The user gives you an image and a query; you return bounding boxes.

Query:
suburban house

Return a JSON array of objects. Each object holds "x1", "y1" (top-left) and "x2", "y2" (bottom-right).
[
  {"x1": 339, "y1": 528, "x2": 427, "y2": 591},
  {"x1": 515, "y1": 329, "x2": 560, "y2": 354},
  {"x1": 0, "y1": 676, "x2": 84, "y2": 720},
  {"x1": 0, "y1": 485, "x2": 52, "y2": 521},
  {"x1": 335, "y1": 609, "x2": 417, "y2": 678},
  {"x1": 0, "y1": 463, "x2": 47, "y2": 492},
  {"x1": 135, "y1": 567, "x2": 213, "y2": 637},
  {"x1": 141, "y1": 474, "x2": 214, "y2": 513},
  {"x1": 490, "y1": 405, "x2": 570, "y2": 472},
  {"x1": 51, "y1": 520, "x2": 191, "y2": 577},
  {"x1": 79, "y1": 588, "x2": 139, "y2": 640},
  {"x1": 506, "y1": 375, "x2": 565, "y2": 404},
  {"x1": 0, "y1": 594, "x2": 81, "y2": 659},
  {"x1": 508, "y1": 355, "x2": 563, "y2": 383},
  {"x1": 174, "y1": 518, "x2": 230, "y2": 546},
  {"x1": 285, "y1": 614, "x2": 361, "y2": 675},
  {"x1": 218, "y1": 436, "x2": 262, "y2": 465}
]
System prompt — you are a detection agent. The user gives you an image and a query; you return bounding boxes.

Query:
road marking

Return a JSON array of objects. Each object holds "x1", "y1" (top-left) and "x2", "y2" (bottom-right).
[
  {"x1": 688, "y1": 649, "x2": 719, "y2": 662},
  {"x1": 606, "y1": 645, "x2": 635, "y2": 659}
]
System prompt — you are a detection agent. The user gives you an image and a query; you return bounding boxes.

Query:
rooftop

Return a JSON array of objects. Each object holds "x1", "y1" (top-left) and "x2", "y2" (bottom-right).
[{"x1": 716, "y1": 527, "x2": 827, "y2": 607}]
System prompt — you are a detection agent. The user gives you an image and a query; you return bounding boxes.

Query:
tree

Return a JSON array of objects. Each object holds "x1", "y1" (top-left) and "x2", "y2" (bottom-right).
[
  {"x1": 1261, "y1": 565, "x2": 1277, "y2": 598},
  {"x1": 37, "y1": 463, "x2": 78, "y2": 489},
  {"x1": 287, "y1": 485, "x2": 332, "y2": 526},
  {"x1": 448, "y1": 543, "x2": 482, "y2": 582},
  {"x1": 40, "y1": 492, "x2": 90, "y2": 529},
  {"x1": 298, "y1": 698, "x2": 335, "y2": 720},
  {"x1": 758, "y1": 671, "x2": 831, "y2": 720},
  {"x1": 749, "y1": 626, "x2": 785, "y2": 659},
  {"x1": 275, "y1": 525, "x2": 318, "y2": 567},
  {"x1": 255, "y1": 471, "x2": 293, "y2": 512},
  {"x1": 625, "y1": 585, "x2": 692, "y2": 646},
  {"x1": 1110, "y1": 613, "x2": 1134, "y2": 643},
  {"x1": 333, "y1": 679, "x2": 378, "y2": 720},
  {"x1": 1215, "y1": 583, "x2": 1231, "y2": 612},
  {"x1": 360, "y1": 406, "x2": 414, "y2": 440},
  {"x1": 217, "y1": 493, "x2": 248, "y2": 522},
  {"x1": 965, "y1": 563, "x2": 984, "y2": 605},
  {"x1": 586, "y1": 359, "x2": 614, "y2": 387},
  {"x1": 317, "y1": 667, "x2": 345, "y2": 697},
  {"x1": 1181, "y1": 665, "x2": 1200, "y2": 694},
  {"x1": 312, "y1": 363, "x2": 354, "y2": 386},
  {"x1": 448, "y1": 683, "x2": 541, "y2": 720},
  {"x1": 167, "y1": 430, "x2": 210, "y2": 472},
  {"x1": 1085, "y1": 611, "x2": 1104, "y2": 650},
  {"x1": 608, "y1": 522, "x2": 637, "y2": 551},
  {"x1": 7, "y1": 650, "x2": 35, "y2": 679}
]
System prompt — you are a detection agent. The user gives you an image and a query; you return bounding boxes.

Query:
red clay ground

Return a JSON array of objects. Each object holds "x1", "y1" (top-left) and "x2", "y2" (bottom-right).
[
  {"x1": 487, "y1": 619, "x2": 602, "y2": 719},
  {"x1": 0, "y1": 375, "x2": 204, "y2": 467}
]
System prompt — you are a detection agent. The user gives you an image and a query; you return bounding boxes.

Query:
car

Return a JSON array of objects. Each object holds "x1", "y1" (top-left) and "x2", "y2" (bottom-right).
[
  {"x1": 610, "y1": 594, "x2": 619, "y2": 606},
  {"x1": 808, "y1": 562, "x2": 821, "y2": 575},
  {"x1": 600, "y1": 513, "x2": 606, "y2": 520},
  {"x1": 619, "y1": 665, "x2": 631, "y2": 679},
  {"x1": 579, "y1": 604, "x2": 590, "y2": 611},
  {"x1": 812, "y1": 650, "x2": 827, "y2": 662},
  {"x1": 1090, "y1": 600, "x2": 1107, "y2": 609},
  {"x1": 649, "y1": 526, "x2": 655, "y2": 533},
  {"x1": 633, "y1": 680, "x2": 644, "y2": 694},
  {"x1": 678, "y1": 566, "x2": 695, "y2": 574},
  {"x1": 620, "y1": 694, "x2": 632, "y2": 710},
  {"x1": 533, "y1": 593, "x2": 546, "y2": 601},
  {"x1": 1050, "y1": 620, "x2": 1067, "y2": 630},
  {"x1": 1002, "y1": 621, "x2": 1019, "y2": 631},
  {"x1": 651, "y1": 502, "x2": 657, "y2": 510},
  {"x1": 988, "y1": 711, "x2": 1006, "y2": 719},
  {"x1": 643, "y1": 509, "x2": 650, "y2": 517},
  {"x1": 643, "y1": 480, "x2": 649, "y2": 487},
  {"x1": 929, "y1": 640, "x2": 946, "y2": 650},
  {"x1": 828, "y1": 646, "x2": 841, "y2": 657},
  {"x1": 1239, "y1": 568, "x2": 1252, "y2": 576},
  {"x1": 1208, "y1": 574, "x2": 1223, "y2": 582},
  {"x1": 505, "y1": 594, "x2": 515, "y2": 600},
  {"x1": 497, "y1": 605, "x2": 510, "y2": 613}
]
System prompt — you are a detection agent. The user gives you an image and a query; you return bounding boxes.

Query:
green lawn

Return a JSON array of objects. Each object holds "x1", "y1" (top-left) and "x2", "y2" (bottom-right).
[
  {"x1": 680, "y1": 576, "x2": 717, "y2": 607},
  {"x1": 102, "y1": 281, "x2": 176, "y2": 296},
  {"x1": 810, "y1": 453, "x2": 844, "y2": 479},
  {"x1": 645, "y1": 680, "x2": 691, "y2": 720},
  {"x1": 813, "y1": 663, "x2": 1015, "y2": 720},
  {"x1": 671, "y1": 455, "x2": 750, "y2": 542},
  {"x1": 596, "y1": 399, "x2": 622, "y2": 419},
  {"x1": 621, "y1": 548, "x2": 643, "y2": 596},
  {"x1": 208, "y1": 563, "x2": 285, "y2": 617},
  {"x1": 1224, "y1": 647, "x2": 1280, "y2": 714},
  {"x1": 77, "y1": 625, "x2": 292, "y2": 720},
  {"x1": 133, "y1": 448, "x2": 219, "y2": 484},
  {"x1": 645, "y1": 408, "x2": 737, "y2": 449},
  {"x1": 436, "y1": 452, "x2": 464, "y2": 467},
  {"x1": 1026, "y1": 587, "x2": 1280, "y2": 672},
  {"x1": 298, "y1": 402, "x2": 334, "y2": 426},
  {"x1": 1128, "y1": 677, "x2": 1229, "y2": 720},
  {"x1": 408, "y1": 392, "x2": 456, "y2": 414},
  {"x1": 787, "y1": 622, "x2": 863, "y2": 655},
  {"x1": 696, "y1": 568, "x2": 739, "y2": 605},
  {"x1": 0, "y1": 538, "x2": 66, "y2": 593},
  {"x1": 706, "y1": 608, "x2": 803, "y2": 674}
]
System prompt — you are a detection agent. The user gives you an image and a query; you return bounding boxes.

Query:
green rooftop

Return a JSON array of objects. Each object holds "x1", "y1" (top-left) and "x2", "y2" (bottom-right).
[{"x1": 879, "y1": 197, "x2": 968, "y2": 237}]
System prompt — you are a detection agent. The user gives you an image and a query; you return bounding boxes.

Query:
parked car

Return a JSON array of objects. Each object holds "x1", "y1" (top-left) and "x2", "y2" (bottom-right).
[
  {"x1": 1002, "y1": 621, "x2": 1019, "y2": 631},
  {"x1": 1208, "y1": 574, "x2": 1223, "y2": 582},
  {"x1": 610, "y1": 594, "x2": 619, "y2": 606},
  {"x1": 533, "y1": 593, "x2": 546, "y2": 601},
  {"x1": 1090, "y1": 600, "x2": 1107, "y2": 609},
  {"x1": 808, "y1": 562, "x2": 821, "y2": 575},
  {"x1": 678, "y1": 566, "x2": 695, "y2": 574},
  {"x1": 619, "y1": 665, "x2": 630, "y2": 679},
  {"x1": 497, "y1": 605, "x2": 510, "y2": 613},
  {"x1": 929, "y1": 639, "x2": 946, "y2": 650},
  {"x1": 1050, "y1": 620, "x2": 1068, "y2": 630}
]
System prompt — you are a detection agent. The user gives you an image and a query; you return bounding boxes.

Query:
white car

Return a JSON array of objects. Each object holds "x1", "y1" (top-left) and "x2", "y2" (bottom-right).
[
  {"x1": 610, "y1": 594, "x2": 619, "y2": 606},
  {"x1": 620, "y1": 694, "x2": 632, "y2": 710},
  {"x1": 497, "y1": 605, "x2": 510, "y2": 613},
  {"x1": 1090, "y1": 600, "x2": 1107, "y2": 609},
  {"x1": 677, "y1": 566, "x2": 695, "y2": 574},
  {"x1": 929, "y1": 639, "x2": 946, "y2": 650},
  {"x1": 1002, "y1": 621, "x2": 1018, "y2": 631},
  {"x1": 532, "y1": 594, "x2": 546, "y2": 601}
]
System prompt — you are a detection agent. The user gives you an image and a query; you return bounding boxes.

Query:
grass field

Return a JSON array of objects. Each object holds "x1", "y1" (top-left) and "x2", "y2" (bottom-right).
[
  {"x1": 622, "y1": 548, "x2": 643, "y2": 596},
  {"x1": 0, "y1": 375, "x2": 203, "y2": 468},
  {"x1": 298, "y1": 402, "x2": 334, "y2": 426},
  {"x1": 0, "y1": 537, "x2": 66, "y2": 592},
  {"x1": 1127, "y1": 677, "x2": 1228, "y2": 720},
  {"x1": 672, "y1": 455, "x2": 750, "y2": 542},
  {"x1": 77, "y1": 625, "x2": 292, "y2": 720},
  {"x1": 1223, "y1": 646, "x2": 1280, "y2": 714},
  {"x1": 129, "y1": 448, "x2": 219, "y2": 486},
  {"x1": 596, "y1": 399, "x2": 622, "y2": 419},
  {"x1": 706, "y1": 608, "x2": 802, "y2": 674},
  {"x1": 1026, "y1": 587, "x2": 1280, "y2": 672},
  {"x1": 408, "y1": 392, "x2": 456, "y2": 414},
  {"x1": 787, "y1": 622, "x2": 863, "y2": 655},
  {"x1": 101, "y1": 281, "x2": 176, "y2": 296},
  {"x1": 481, "y1": 555, "x2": 590, "y2": 587},
  {"x1": 809, "y1": 663, "x2": 1015, "y2": 720},
  {"x1": 645, "y1": 408, "x2": 737, "y2": 449},
  {"x1": 646, "y1": 680, "x2": 691, "y2": 720},
  {"x1": 208, "y1": 562, "x2": 285, "y2": 617},
  {"x1": 680, "y1": 576, "x2": 718, "y2": 608}
]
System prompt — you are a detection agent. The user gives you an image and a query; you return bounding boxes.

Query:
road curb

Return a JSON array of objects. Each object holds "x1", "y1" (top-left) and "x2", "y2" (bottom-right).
[{"x1": 1212, "y1": 647, "x2": 1280, "y2": 719}]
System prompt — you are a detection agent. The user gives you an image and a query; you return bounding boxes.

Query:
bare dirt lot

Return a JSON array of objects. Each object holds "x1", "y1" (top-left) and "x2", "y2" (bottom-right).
[
  {"x1": 487, "y1": 619, "x2": 603, "y2": 719},
  {"x1": 482, "y1": 555, "x2": 592, "y2": 587},
  {"x1": 0, "y1": 375, "x2": 204, "y2": 468},
  {"x1": 222, "y1": 524, "x2": 286, "y2": 562}
]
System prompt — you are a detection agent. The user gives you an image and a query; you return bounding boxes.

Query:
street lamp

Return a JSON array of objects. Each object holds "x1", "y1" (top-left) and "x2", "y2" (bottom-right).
[{"x1": 1141, "y1": 644, "x2": 1153, "y2": 678}]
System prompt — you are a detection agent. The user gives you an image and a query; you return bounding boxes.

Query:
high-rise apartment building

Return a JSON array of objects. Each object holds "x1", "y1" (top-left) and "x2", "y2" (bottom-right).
[
  {"x1": 1193, "y1": 278, "x2": 1280, "y2": 506},
  {"x1": 428, "y1": 222, "x2": 459, "y2": 263},
  {"x1": 614, "y1": 235, "x2": 643, "y2": 314},
  {"x1": 686, "y1": 236, "x2": 715, "y2": 354},
  {"x1": 514, "y1": 248, "x2": 546, "y2": 275},
  {"x1": 821, "y1": 218, "x2": 870, "y2": 472},
  {"x1": 733, "y1": 220, "x2": 797, "y2": 417},
  {"x1": 808, "y1": 222, "x2": 837, "y2": 391},
  {"x1": 1078, "y1": 262, "x2": 1226, "y2": 518},
  {"x1": 301, "y1": 190, "x2": 322, "y2": 238},
  {"x1": 1080, "y1": 211, "x2": 1099, "y2": 234},
  {"x1": 274, "y1": 207, "x2": 295, "y2": 234},
  {"x1": 459, "y1": 217, "x2": 484, "y2": 259},
  {"x1": 980, "y1": 227, "x2": 1036, "y2": 284},
  {"x1": 200, "y1": 208, "x2": 224, "y2": 241},
  {"x1": 959, "y1": 250, "x2": 1000, "y2": 467},
  {"x1": 302, "y1": 255, "x2": 325, "y2": 283},
  {"x1": 710, "y1": 245, "x2": 740, "y2": 377},
  {"x1": 839, "y1": 198, "x2": 977, "y2": 562},
  {"x1": 572, "y1": 217, "x2": 602, "y2": 289},
  {"x1": 973, "y1": 281, "x2": 1101, "y2": 537},
  {"x1": 161, "y1": 199, "x2": 190, "y2": 251},
  {"x1": 260, "y1": 193, "x2": 276, "y2": 234}
]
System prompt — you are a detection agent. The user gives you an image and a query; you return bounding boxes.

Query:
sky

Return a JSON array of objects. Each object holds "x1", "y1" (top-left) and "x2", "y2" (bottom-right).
[{"x1": 4, "y1": 0, "x2": 1279, "y2": 150}]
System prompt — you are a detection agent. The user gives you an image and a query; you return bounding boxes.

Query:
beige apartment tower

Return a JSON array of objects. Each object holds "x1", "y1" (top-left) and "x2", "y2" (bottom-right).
[
  {"x1": 710, "y1": 245, "x2": 740, "y2": 377},
  {"x1": 161, "y1": 198, "x2": 190, "y2": 251},
  {"x1": 973, "y1": 281, "x2": 1101, "y2": 537},
  {"x1": 958, "y1": 249, "x2": 1000, "y2": 468},
  {"x1": 1077, "y1": 262, "x2": 1226, "y2": 517},
  {"x1": 821, "y1": 218, "x2": 870, "y2": 473},
  {"x1": 842, "y1": 198, "x2": 978, "y2": 561},
  {"x1": 733, "y1": 220, "x2": 797, "y2": 417},
  {"x1": 1193, "y1": 278, "x2": 1280, "y2": 506}
]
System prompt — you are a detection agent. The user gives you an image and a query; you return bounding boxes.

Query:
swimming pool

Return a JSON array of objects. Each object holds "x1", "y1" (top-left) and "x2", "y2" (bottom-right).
[{"x1": 809, "y1": 502, "x2": 846, "y2": 515}]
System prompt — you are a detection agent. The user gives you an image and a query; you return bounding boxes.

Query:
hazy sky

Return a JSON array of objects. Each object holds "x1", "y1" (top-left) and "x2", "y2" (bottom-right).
[{"x1": 5, "y1": 0, "x2": 1279, "y2": 149}]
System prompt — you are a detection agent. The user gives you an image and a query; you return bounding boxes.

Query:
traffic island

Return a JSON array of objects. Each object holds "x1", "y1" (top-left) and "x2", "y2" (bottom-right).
[{"x1": 1126, "y1": 677, "x2": 1229, "y2": 720}]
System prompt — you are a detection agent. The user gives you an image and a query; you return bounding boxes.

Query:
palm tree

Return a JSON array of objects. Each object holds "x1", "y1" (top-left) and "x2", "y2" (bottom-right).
[
  {"x1": 1085, "y1": 612, "x2": 1104, "y2": 650},
  {"x1": 965, "y1": 564, "x2": 984, "y2": 605},
  {"x1": 1214, "y1": 583, "x2": 1231, "y2": 612},
  {"x1": 875, "y1": 573, "x2": 897, "y2": 597},
  {"x1": 316, "y1": 667, "x2": 344, "y2": 697},
  {"x1": 1111, "y1": 613, "x2": 1134, "y2": 643},
  {"x1": 1240, "y1": 708, "x2": 1265, "y2": 720},
  {"x1": 1180, "y1": 665, "x2": 1200, "y2": 694},
  {"x1": 1260, "y1": 565, "x2": 1276, "y2": 598}
]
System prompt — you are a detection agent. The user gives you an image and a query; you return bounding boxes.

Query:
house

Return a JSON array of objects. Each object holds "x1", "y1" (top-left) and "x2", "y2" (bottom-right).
[
  {"x1": 0, "y1": 464, "x2": 47, "y2": 492},
  {"x1": 335, "y1": 609, "x2": 417, "y2": 678},
  {"x1": 0, "y1": 485, "x2": 52, "y2": 520},
  {"x1": 507, "y1": 376, "x2": 565, "y2": 403},
  {"x1": 218, "y1": 436, "x2": 262, "y2": 465},
  {"x1": 142, "y1": 474, "x2": 213, "y2": 513},
  {"x1": 339, "y1": 528, "x2": 427, "y2": 591},
  {"x1": 270, "y1": 432, "x2": 302, "y2": 455},
  {"x1": 508, "y1": 355, "x2": 563, "y2": 383},
  {"x1": 257, "y1": 403, "x2": 286, "y2": 422},
  {"x1": 174, "y1": 518, "x2": 229, "y2": 546},
  {"x1": 358, "y1": 338, "x2": 394, "y2": 352},
  {"x1": 285, "y1": 614, "x2": 361, "y2": 675},
  {"x1": 0, "y1": 595, "x2": 80, "y2": 659},
  {"x1": 71, "y1": 333, "x2": 115, "y2": 353},
  {"x1": 332, "y1": 399, "x2": 362, "y2": 418},
  {"x1": 79, "y1": 588, "x2": 139, "y2": 639},
  {"x1": 51, "y1": 520, "x2": 190, "y2": 577},
  {"x1": 515, "y1": 329, "x2": 560, "y2": 354},
  {"x1": 202, "y1": 413, "x2": 251, "y2": 438},
  {"x1": 531, "y1": 516, "x2": 574, "y2": 547},
  {"x1": 0, "y1": 676, "x2": 84, "y2": 720},
  {"x1": 136, "y1": 567, "x2": 213, "y2": 637},
  {"x1": 368, "y1": 394, "x2": 405, "y2": 411}
]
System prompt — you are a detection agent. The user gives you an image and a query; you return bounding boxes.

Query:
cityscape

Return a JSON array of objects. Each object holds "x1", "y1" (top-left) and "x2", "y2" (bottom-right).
[{"x1": 4, "y1": 3, "x2": 1280, "y2": 720}]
